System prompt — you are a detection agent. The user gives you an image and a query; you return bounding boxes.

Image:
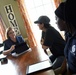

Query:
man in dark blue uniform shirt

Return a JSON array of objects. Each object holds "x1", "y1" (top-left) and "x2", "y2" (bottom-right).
[{"x1": 55, "y1": 1, "x2": 76, "y2": 74}]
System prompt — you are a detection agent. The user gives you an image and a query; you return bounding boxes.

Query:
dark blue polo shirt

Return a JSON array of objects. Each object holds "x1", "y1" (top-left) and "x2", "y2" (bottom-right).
[
  {"x1": 3, "y1": 36, "x2": 25, "y2": 53},
  {"x1": 64, "y1": 33, "x2": 76, "y2": 74}
]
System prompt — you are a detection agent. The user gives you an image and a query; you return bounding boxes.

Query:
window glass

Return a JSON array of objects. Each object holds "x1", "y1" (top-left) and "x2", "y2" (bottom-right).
[{"x1": 24, "y1": 0, "x2": 58, "y2": 45}]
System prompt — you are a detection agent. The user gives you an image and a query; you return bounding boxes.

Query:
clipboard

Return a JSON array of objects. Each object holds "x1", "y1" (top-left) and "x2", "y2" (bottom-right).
[
  {"x1": 12, "y1": 42, "x2": 29, "y2": 54},
  {"x1": 11, "y1": 42, "x2": 30, "y2": 56},
  {"x1": 26, "y1": 60, "x2": 52, "y2": 75}
]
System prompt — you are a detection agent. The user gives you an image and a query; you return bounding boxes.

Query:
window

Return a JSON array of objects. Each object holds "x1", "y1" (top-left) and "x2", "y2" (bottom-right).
[
  {"x1": 24, "y1": 0, "x2": 59, "y2": 45},
  {"x1": 0, "y1": 34, "x2": 3, "y2": 52}
]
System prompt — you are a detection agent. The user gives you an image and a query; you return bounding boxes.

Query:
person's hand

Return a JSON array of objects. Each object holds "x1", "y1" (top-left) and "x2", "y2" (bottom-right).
[
  {"x1": 10, "y1": 45, "x2": 15, "y2": 51},
  {"x1": 41, "y1": 38, "x2": 44, "y2": 45},
  {"x1": 42, "y1": 45, "x2": 48, "y2": 50},
  {"x1": 3, "y1": 45, "x2": 15, "y2": 55}
]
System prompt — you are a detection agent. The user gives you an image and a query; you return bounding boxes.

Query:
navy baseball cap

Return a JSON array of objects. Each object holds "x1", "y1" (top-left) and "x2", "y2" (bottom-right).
[{"x1": 34, "y1": 16, "x2": 50, "y2": 24}]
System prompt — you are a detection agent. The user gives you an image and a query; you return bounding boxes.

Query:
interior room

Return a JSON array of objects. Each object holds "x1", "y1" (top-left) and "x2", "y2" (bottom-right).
[{"x1": 0, "y1": 0, "x2": 66, "y2": 75}]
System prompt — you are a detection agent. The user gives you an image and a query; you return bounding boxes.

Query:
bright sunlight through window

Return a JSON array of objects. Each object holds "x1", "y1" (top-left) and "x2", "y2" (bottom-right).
[{"x1": 24, "y1": 0, "x2": 59, "y2": 45}]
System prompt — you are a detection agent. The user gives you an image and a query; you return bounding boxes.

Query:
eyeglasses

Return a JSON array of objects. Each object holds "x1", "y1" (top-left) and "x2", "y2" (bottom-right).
[{"x1": 9, "y1": 31, "x2": 14, "y2": 34}]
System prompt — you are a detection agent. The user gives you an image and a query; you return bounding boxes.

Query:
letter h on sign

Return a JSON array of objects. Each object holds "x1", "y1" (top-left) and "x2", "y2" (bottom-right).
[{"x1": 4, "y1": 4, "x2": 21, "y2": 35}]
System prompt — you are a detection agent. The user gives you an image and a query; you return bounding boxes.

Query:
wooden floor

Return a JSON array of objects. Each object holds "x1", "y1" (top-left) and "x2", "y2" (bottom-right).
[{"x1": 0, "y1": 46, "x2": 55, "y2": 75}]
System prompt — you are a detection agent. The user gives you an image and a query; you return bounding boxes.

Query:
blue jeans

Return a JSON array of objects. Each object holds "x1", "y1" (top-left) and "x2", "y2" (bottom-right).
[{"x1": 49, "y1": 55, "x2": 64, "y2": 69}]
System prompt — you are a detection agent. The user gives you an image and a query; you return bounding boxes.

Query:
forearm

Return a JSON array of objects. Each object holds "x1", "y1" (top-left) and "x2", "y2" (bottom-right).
[
  {"x1": 41, "y1": 38, "x2": 49, "y2": 54},
  {"x1": 3, "y1": 45, "x2": 15, "y2": 55},
  {"x1": 3, "y1": 49, "x2": 12, "y2": 55},
  {"x1": 42, "y1": 45, "x2": 48, "y2": 49},
  {"x1": 54, "y1": 58, "x2": 67, "y2": 75},
  {"x1": 44, "y1": 49, "x2": 48, "y2": 55},
  {"x1": 60, "y1": 58, "x2": 67, "y2": 73},
  {"x1": 41, "y1": 38, "x2": 44, "y2": 45}
]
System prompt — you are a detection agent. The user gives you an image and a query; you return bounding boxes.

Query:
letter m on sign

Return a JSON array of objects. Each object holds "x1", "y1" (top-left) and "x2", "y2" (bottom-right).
[{"x1": 4, "y1": 4, "x2": 21, "y2": 36}]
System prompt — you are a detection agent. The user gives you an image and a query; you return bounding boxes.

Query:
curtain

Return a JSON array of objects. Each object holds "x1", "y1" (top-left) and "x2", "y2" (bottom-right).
[
  {"x1": 17, "y1": 0, "x2": 37, "y2": 49},
  {"x1": 54, "y1": 0, "x2": 61, "y2": 8},
  {"x1": 0, "y1": 16, "x2": 6, "y2": 41}
]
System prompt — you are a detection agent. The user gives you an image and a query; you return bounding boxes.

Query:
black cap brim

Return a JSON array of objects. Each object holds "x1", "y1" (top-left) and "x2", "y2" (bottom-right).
[{"x1": 34, "y1": 21, "x2": 40, "y2": 24}]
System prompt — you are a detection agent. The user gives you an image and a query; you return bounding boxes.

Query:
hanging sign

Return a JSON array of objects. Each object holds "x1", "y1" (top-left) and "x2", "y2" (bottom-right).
[{"x1": 4, "y1": 4, "x2": 21, "y2": 35}]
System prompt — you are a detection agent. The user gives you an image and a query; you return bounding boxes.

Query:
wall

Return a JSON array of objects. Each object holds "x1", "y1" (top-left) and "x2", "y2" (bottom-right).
[{"x1": 0, "y1": 0, "x2": 27, "y2": 38}]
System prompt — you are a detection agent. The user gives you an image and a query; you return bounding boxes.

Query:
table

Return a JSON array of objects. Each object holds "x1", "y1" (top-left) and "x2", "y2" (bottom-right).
[{"x1": 0, "y1": 46, "x2": 55, "y2": 75}]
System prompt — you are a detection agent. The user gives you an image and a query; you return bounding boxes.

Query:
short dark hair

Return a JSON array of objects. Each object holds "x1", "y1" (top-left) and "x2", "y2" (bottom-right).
[
  {"x1": 44, "y1": 23, "x2": 50, "y2": 28},
  {"x1": 65, "y1": 0, "x2": 76, "y2": 28},
  {"x1": 55, "y1": 2, "x2": 65, "y2": 21}
]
